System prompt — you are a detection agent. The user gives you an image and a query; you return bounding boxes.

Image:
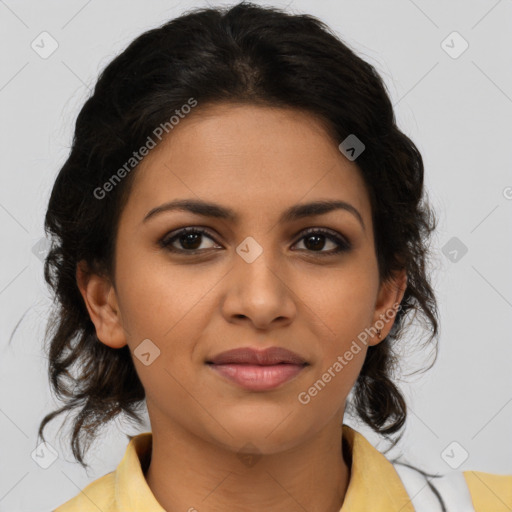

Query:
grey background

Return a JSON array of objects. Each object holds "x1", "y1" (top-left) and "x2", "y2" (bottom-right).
[{"x1": 1, "y1": 0, "x2": 511, "y2": 510}]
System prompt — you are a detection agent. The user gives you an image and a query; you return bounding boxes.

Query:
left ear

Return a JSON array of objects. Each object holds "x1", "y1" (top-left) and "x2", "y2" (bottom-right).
[{"x1": 368, "y1": 268, "x2": 407, "y2": 346}]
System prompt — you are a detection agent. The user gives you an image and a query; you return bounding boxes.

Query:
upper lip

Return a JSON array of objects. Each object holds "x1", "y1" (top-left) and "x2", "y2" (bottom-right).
[{"x1": 207, "y1": 347, "x2": 307, "y2": 366}]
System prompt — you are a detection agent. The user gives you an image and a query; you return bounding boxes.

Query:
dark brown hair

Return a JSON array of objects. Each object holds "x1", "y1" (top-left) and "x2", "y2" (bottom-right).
[{"x1": 37, "y1": 1, "x2": 439, "y2": 469}]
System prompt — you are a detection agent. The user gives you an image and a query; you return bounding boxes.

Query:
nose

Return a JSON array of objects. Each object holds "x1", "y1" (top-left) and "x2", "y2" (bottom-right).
[{"x1": 221, "y1": 246, "x2": 296, "y2": 331}]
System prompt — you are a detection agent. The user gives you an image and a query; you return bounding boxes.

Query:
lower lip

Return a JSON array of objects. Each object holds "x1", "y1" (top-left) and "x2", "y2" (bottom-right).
[{"x1": 208, "y1": 363, "x2": 306, "y2": 391}]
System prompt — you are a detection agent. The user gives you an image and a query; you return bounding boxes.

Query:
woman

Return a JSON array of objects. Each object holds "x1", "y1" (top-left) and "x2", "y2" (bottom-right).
[{"x1": 38, "y1": 2, "x2": 511, "y2": 511}]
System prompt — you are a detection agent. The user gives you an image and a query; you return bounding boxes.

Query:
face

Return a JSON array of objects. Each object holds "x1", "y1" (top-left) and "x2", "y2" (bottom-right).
[{"x1": 78, "y1": 103, "x2": 405, "y2": 455}]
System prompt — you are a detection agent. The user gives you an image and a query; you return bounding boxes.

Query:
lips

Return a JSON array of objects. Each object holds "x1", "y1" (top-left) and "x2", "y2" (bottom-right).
[
  {"x1": 206, "y1": 347, "x2": 308, "y2": 391},
  {"x1": 207, "y1": 346, "x2": 307, "y2": 366}
]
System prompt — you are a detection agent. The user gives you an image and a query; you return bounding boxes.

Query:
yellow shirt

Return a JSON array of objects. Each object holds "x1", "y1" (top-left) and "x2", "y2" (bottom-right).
[{"x1": 54, "y1": 425, "x2": 512, "y2": 511}]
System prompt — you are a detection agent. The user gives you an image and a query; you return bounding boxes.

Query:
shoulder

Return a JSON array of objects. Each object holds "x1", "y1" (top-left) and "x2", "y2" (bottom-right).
[
  {"x1": 464, "y1": 470, "x2": 512, "y2": 512},
  {"x1": 53, "y1": 432, "x2": 155, "y2": 511},
  {"x1": 53, "y1": 472, "x2": 116, "y2": 512}
]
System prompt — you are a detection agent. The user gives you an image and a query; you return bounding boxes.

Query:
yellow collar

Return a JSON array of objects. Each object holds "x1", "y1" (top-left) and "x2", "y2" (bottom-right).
[
  {"x1": 115, "y1": 425, "x2": 414, "y2": 511},
  {"x1": 340, "y1": 425, "x2": 413, "y2": 511}
]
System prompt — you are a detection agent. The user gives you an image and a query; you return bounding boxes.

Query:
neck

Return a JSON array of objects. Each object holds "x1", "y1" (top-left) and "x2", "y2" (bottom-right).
[{"x1": 144, "y1": 414, "x2": 351, "y2": 512}]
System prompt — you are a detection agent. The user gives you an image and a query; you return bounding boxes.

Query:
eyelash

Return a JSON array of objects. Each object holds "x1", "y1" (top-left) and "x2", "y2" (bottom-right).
[{"x1": 159, "y1": 226, "x2": 351, "y2": 257}]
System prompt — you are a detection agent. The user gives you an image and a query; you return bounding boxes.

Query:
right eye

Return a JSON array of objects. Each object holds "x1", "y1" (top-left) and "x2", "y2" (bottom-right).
[{"x1": 159, "y1": 227, "x2": 221, "y2": 254}]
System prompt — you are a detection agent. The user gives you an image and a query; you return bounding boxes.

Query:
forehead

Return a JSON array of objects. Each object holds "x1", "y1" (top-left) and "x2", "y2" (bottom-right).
[{"x1": 122, "y1": 103, "x2": 372, "y2": 228}]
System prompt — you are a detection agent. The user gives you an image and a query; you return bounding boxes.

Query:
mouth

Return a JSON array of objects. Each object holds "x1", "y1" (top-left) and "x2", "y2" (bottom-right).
[{"x1": 206, "y1": 346, "x2": 309, "y2": 391}]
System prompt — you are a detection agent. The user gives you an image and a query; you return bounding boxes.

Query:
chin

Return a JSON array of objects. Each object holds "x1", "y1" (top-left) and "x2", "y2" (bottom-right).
[{"x1": 206, "y1": 410, "x2": 307, "y2": 453}]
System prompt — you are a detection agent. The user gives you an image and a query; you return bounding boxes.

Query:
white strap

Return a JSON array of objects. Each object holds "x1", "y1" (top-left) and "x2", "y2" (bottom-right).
[{"x1": 392, "y1": 462, "x2": 476, "y2": 512}]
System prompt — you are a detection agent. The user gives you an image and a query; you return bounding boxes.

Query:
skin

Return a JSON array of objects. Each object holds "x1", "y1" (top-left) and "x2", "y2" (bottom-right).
[{"x1": 77, "y1": 103, "x2": 407, "y2": 512}]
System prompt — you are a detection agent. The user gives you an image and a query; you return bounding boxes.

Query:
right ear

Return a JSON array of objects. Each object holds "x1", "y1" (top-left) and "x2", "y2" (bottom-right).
[{"x1": 75, "y1": 260, "x2": 127, "y2": 349}]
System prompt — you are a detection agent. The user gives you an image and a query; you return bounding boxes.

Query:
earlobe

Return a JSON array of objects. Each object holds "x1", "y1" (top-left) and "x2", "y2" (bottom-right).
[
  {"x1": 369, "y1": 269, "x2": 407, "y2": 345},
  {"x1": 75, "y1": 261, "x2": 127, "y2": 349}
]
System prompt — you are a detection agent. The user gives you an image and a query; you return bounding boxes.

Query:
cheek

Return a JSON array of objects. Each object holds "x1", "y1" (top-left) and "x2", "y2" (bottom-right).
[
  {"x1": 116, "y1": 267, "x2": 205, "y2": 410},
  {"x1": 116, "y1": 250, "x2": 213, "y2": 338},
  {"x1": 115, "y1": 258, "x2": 221, "y2": 392},
  {"x1": 303, "y1": 259, "x2": 377, "y2": 386},
  {"x1": 308, "y1": 261, "x2": 378, "y2": 340},
  {"x1": 296, "y1": 341, "x2": 367, "y2": 429}
]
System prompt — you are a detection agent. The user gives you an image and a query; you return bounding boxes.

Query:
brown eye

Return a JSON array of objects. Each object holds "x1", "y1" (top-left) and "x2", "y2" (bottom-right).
[
  {"x1": 292, "y1": 228, "x2": 351, "y2": 256},
  {"x1": 160, "y1": 227, "x2": 219, "y2": 253},
  {"x1": 159, "y1": 226, "x2": 351, "y2": 256}
]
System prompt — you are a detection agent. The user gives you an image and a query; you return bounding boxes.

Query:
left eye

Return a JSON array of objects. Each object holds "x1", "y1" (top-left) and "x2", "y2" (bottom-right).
[
  {"x1": 159, "y1": 227, "x2": 351, "y2": 256},
  {"x1": 294, "y1": 228, "x2": 350, "y2": 254}
]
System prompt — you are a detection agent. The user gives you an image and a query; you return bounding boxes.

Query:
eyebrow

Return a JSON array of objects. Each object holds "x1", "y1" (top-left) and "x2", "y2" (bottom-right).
[{"x1": 142, "y1": 198, "x2": 365, "y2": 231}]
